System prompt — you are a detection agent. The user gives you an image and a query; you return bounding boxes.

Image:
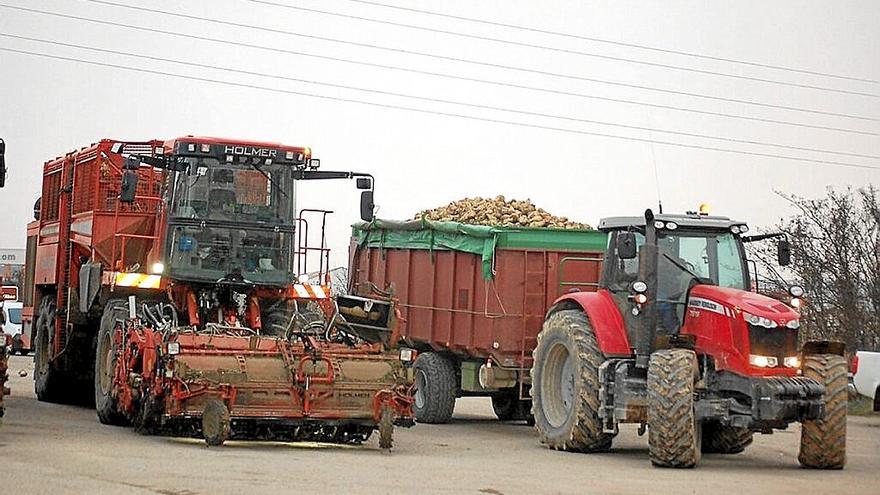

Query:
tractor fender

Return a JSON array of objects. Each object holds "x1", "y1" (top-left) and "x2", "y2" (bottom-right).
[{"x1": 548, "y1": 289, "x2": 631, "y2": 356}]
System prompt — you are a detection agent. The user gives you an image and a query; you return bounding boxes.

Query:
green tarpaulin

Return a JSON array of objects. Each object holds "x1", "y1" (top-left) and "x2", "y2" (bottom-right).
[{"x1": 352, "y1": 218, "x2": 607, "y2": 279}]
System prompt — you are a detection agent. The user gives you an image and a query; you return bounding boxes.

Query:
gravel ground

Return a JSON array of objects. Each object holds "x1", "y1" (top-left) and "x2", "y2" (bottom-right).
[{"x1": 1, "y1": 354, "x2": 878, "y2": 495}]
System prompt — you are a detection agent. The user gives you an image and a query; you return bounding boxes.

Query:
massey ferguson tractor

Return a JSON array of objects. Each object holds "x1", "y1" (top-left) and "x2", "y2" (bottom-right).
[
  {"x1": 21, "y1": 137, "x2": 413, "y2": 447},
  {"x1": 531, "y1": 209, "x2": 847, "y2": 469}
]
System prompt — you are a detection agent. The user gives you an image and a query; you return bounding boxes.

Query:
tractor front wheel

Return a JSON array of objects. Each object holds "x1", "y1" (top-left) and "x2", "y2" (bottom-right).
[
  {"x1": 798, "y1": 354, "x2": 847, "y2": 469},
  {"x1": 530, "y1": 309, "x2": 613, "y2": 452},
  {"x1": 94, "y1": 300, "x2": 130, "y2": 426},
  {"x1": 647, "y1": 349, "x2": 701, "y2": 468},
  {"x1": 34, "y1": 296, "x2": 65, "y2": 403}
]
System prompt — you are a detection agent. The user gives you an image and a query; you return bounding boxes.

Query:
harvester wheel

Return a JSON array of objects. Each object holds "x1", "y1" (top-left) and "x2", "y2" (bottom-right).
[
  {"x1": 530, "y1": 309, "x2": 613, "y2": 452},
  {"x1": 94, "y1": 300, "x2": 130, "y2": 426},
  {"x1": 647, "y1": 349, "x2": 701, "y2": 468},
  {"x1": 412, "y1": 352, "x2": 457, "y2": 424},
  {"x1": 701, "y1": 422, "x2": 753, "y2": 454},
  {"x1": 378, "y1": 407, "x2": 394, "y2": 450},
  {"x1": 34, "y1": 296, "x2": 65, "y2": 403},
  {"x1": 202, "y1": 399, "x2": 231, "y2": 447},
  {"x1": 798, "y1": 354, "x2": 847, "y2": 469}
]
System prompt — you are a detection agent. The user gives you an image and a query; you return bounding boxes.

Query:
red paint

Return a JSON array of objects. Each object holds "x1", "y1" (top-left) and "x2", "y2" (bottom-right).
[{"x1": 554, "y1": 289, "x2": 631, "y2": 356}]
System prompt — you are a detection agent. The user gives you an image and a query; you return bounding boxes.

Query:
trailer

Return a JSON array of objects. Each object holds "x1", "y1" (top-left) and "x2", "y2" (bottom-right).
[{"x1": 349, "y1": 219, "x2": 607, "y2": 423}]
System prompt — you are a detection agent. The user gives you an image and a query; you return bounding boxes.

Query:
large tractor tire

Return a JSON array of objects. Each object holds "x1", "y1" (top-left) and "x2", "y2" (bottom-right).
[
  {"x1": 530, "y1": 309, "x2": 613, "y2": 452},
  {"x1": 701, "y1": 421, "x2": 753, "y2": 454},
  {"x1": 412, "y1": 352, "x2": 457, "y2": 424},
  {"x1": 94, "y1": 300, "x2": 130, "y2": 426},
  {"x1": 647, "y1": 349, "x2": 701, "y2": 468},
  {"x1": 798, "y1": 354, "x2": 847, "y2": 469},
  {"x1": 34, "y1": 296, "x2": 65, "y2": 403}
]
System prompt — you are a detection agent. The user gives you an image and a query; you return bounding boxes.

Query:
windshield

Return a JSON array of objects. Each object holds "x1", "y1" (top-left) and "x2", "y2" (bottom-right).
[
  {"x1": 7, "y1": 307, "x2": 21, "y2": 325},
  {"x1": 165, "y1": 156, "x2": 297, "y2": 285},
  {"x1": 171, "y1": 157, "x2": 295, "y2": 224},
  {"x1": 657, "y1": 231, "x2": 747, "y2": 301}
]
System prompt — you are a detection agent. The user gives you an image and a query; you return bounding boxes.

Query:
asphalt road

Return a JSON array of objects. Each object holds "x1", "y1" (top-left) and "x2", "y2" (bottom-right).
[{"x1": 1, "y1": 354, "x2": 878, "y2": 495}]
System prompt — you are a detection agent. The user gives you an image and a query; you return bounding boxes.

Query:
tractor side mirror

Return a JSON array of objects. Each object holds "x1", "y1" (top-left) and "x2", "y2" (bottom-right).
[
  {"x1": 777, "y1": 239, "x2": 792, "y2": 266},
  {"x1": 617, "y1": 232, "x2": 637, "y2": 259},
  {"x1": 120, "y1": 171, "x2": 139, "y2": 203},
  {"x1": 0, "y1": 138, "x2": 6, "y2": 188},
  {"x1": 360, "y1": 190, "x2": 375, "y2": 222},
  {"x1": 33, "y1": 197, "x2": 41, "y2": 220},
  {"x1": 356, "y1": 177, "x2": 372, "y2": 190}
]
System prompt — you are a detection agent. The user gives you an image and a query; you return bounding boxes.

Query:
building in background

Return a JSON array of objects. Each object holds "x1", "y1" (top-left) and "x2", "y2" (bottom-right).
[{"x1": 0, "y1": 248, "x2": 25, "y2": 295}]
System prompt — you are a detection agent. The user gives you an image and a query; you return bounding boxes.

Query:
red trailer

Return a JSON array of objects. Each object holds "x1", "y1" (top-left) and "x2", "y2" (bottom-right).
[{"x1": 349, "y1": 220, "x2": 607, "y2": 423}]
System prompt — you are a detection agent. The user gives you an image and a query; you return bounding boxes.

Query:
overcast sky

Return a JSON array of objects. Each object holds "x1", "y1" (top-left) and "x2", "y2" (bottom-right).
[{"x1": 1, "y1": 0, "x2": 878, "y2": 268}]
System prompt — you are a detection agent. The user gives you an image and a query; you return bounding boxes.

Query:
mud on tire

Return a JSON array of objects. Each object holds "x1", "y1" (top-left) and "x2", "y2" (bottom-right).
[
  {"x1": 530, "y1": 309, "x2": 613, "y2": 452},
  {"x1": 701, "y1": 421, "x2": 752, "y2": 454},
  {"x1": 34, "y1": 296, "x2": 65, "y2": 403},
  {"x1": 798, "y1": 354, "x2": 847, "y2": 469},
  {"x1": 94, "y1": 300, "x2": 131, "y2": 426},
  {"x1": 412, "y1": 352, "x2": 457, "y2": 424},
  {"x1": 647, "y1": 349, "x2": 701, "y2": 468}
]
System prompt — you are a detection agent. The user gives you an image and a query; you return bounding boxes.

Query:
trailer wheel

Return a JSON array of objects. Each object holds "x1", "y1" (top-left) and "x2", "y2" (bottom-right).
[
  {"x1": 647, "y1": 349, "x2": 701, "y2": 468},
  {"x1": 202, "y1": 398, "x2": 231, "y2": 447},
  {"x1": 378, "y1": 407, "x2": 394, "y2": 450},
  {"x1": 34, "y1": 296, "x2": 65, "y2": 403},
  {"x1": 798, "y1": 354, "x2": 847, "y2": 469},
  {"x1": 531, "y1": 309, "x2": 613, "y2": 452},
  {"x1": 94, "y1": 300, "x2": 130, "y2": 426},
  {"x1": 701, "y1": 421, "x2": 752, "y2": 454},
  {"x1": 412, "y1": 352, "x2": 457, "y2": 424}
]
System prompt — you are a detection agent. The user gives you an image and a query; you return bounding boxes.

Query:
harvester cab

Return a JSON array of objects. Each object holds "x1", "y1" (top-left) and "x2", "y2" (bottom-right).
[{"x1": 531, "y1": 208, "x2": 847, "y2": 469}]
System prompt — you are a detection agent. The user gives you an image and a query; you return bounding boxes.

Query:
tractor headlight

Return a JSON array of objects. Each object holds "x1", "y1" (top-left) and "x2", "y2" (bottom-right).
[
  {"x1": 632, "y1": 281, "x2": 648, "y2": 293},
  {"x1": 150, "y1": 262, "x2": 165, "y2": 274},
  {"x1": 743, "y1": 312, "x2": 777, "y2": 328},
  {"x1": 749, "y1": 354, "x2": 778, "y2": 368},
  {"x1": 789, "y1": 285, "x2": 805, "y2": 297},
  {"x1": 790, "y1": 297, "x2": 802, "y2": 309},
  {"x1": 783, "y1": 356, "x2": 800, "y2": 368},
  {"x1": 786, "y1": 319, "x2": 800, "y2": 329},
  {"x1": 399, "y1": 348, "x2": 416, "y2": 365}
]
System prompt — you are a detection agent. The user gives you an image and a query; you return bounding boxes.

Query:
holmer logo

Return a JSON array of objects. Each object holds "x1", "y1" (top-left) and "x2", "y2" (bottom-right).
[{"x1": 224, "y1": 145, "x2": 277, "y2": 158}]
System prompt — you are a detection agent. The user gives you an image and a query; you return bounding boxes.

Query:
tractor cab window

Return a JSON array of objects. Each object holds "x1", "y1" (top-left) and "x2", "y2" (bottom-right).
[
  {"x1": 606, "y1": 231, "x2": 645, "y2": 292},
  {"x1": 657, "y1": 231, "x2": 748, "y2": 294}
]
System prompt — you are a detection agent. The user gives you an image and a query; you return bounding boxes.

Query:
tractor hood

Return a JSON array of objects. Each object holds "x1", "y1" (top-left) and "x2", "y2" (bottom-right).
[{"x1": 689, "y1": 285, "x2": 799, "y2": 326}]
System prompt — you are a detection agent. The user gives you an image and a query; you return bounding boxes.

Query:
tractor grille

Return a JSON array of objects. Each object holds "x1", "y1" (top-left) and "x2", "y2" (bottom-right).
[{"x1": 748, "y1": 325, "x2": 798, "y2": 361}]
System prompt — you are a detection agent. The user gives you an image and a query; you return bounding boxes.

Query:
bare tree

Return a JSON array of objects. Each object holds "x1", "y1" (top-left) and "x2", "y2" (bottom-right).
[{"x1": 751, "y1": 187, "x2": 880, "y2": 353}]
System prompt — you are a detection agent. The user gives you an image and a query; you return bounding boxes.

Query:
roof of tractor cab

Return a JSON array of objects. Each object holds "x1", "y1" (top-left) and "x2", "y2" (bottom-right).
[
  {"x1": 598, "y1": 213, "x2": 747, "y2": 232},
  {"x1": 164, "y1": 136, "x2": 311, "y2": 155}
]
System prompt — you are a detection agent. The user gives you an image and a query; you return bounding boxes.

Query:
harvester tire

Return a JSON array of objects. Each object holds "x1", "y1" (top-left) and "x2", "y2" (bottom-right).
[
  {"x1": 378, "y1": 407, "x2": 394, "y2": 450},
  {"x1": 798, "y1": 354, "x2": 847, "y2": 469},
  {"x1": 701, "y1": 422, "x2": 752, "y2": 454},
  {"x1": 647, "y1": 349, "x2": 701, "y2": 468},
  {"x1": 530, "y1": 309, "x2": 613, "y2": 452},
  {"x1": 94, "y1": 300, "x2": 131, "y2": 426},
  {"x1": 202, "y1": 398, "x2": 231, "y2": 447},
  {"x1": 34, "y1": 296, "x2": 65, "y2": 403},
  {"x1": 412, "y1": 352, "x2": 456, "y2": 424}
]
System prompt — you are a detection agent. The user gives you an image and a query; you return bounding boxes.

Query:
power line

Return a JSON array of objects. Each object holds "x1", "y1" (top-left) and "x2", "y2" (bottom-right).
[
  {"x1": 3, "y1": 32, "x2": 877, "y2": 161},
  {"x1": 1, "y1": 45, "x2": 877, "y2": 172},
  {"x1": 344, "y1": 0, "x2": 880, "y2": 85},
  {"x1": 240, "y1": 0, "x2": 880, "y2": 98},
  {"x1": 65, "y1": 2, "x2": 880, "y2": 123}
]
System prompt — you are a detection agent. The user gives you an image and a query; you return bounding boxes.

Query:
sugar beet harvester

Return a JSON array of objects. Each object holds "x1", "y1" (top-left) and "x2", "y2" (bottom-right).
[
  {"x1": 21, "y1": 137, "x2": 413, "y2": 447},
  {"x1": 531, "y1": 210, "x2": 846, "y2": 468}
]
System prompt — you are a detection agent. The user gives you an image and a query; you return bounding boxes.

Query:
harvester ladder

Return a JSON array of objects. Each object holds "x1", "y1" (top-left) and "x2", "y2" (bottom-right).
[{"x1": 54, "y1": 153, "x2": 77, "y2": 356}]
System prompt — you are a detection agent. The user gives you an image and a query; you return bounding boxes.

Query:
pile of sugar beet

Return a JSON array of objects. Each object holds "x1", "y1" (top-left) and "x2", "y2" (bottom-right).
[{"x1": 414, "y1": 196, "x2": 591, "y2": 229}]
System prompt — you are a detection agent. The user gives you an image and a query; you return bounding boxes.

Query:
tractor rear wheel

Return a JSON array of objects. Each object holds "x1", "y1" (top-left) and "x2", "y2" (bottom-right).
[
  {"x1": 412, "y1": 352, "x2": 457, "y2": 424},
  {"x1": 34, "y1": 296, "x2": 65, "y2": 403},
  {"x1": 647, "y1": 349, "x2": 701, "y2": 468},
  {"x1": 798, "y1": 354, "x2": 847, "y2": 469},
  {"x1": 94, "y1": 300, "x2": 130, "y2": 426},
  {"x1": 531, "y1": 309, "x2": 613, "y2": 452},
  {"x1": 701, "y1": 421, "x2": 752, "y2": 454}
]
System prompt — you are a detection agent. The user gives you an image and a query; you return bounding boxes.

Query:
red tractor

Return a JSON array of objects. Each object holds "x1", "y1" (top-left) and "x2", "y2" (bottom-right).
[
  {"x1": 22, "y1": 137, "x2": 413, "y2": 446},
  {"x1": 531, "y1": 209, "x2": 846, "y2": 468}
]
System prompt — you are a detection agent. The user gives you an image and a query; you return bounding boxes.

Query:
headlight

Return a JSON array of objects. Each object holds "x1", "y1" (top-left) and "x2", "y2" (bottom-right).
[
  {"x1": 654, "y1": 220, "x2": 665, "y2": 229},
  {"x1": 730, "y1": 225, "x2": 741, "y2": 234},
  {"x1": 399, "y1": 348, "x2": 416, "y2": 363},
  {"x1": 665, "y1": 221, "x2": 678, "y2": 230},
  {"x1": 632, "y1": 281, "x2": 648, "y2": 293},
  {"x1": 743, "y1": 311, "x2": 778, "y2": 328},
  {"x1": 783, "y1": 356, "x2": 800, "y2": 368},
  {"x1": 150, "y1": 262, "x2": 165, "y2": 274},
  {"x1": 749, "y1": 354, "x2": 779, "y2": 368},
  {"x1": 789, "y1": 285, "x2": 805, "y2": 297},
  {"x1": 166, "y1": 341, "x2": 180, "y2": 355},
  {"x1": 790, "y1": 298, "x2": 802, "y2": 309},
  {"x1": 786, "y1": 319, "x2": 800, "y2": 329}
]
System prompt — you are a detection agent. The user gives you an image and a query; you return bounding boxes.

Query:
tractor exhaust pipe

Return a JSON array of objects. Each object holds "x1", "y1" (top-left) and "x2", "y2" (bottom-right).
[{"x1": 636, "y1": 209, "x2": 659, "y2": 368}]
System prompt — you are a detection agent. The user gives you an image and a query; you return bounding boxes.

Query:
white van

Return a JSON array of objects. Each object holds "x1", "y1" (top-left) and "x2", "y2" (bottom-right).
[{"x1": 1, "y1": 300, "x2": 29, "y2": 355}]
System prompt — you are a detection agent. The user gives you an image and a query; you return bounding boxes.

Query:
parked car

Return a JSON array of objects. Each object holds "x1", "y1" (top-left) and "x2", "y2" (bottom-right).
[
  {"x1": 852, "y1": 351, "x2": 880, "y2": 411},
  {"x1": 1, "y1": 301, "x2": 29, "y2": 355}
]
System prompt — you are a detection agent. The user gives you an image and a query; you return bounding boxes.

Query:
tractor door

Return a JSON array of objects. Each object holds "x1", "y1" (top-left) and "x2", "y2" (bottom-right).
[{"x1": 601, "y1": 231, "x2": 643, "y2": 346}]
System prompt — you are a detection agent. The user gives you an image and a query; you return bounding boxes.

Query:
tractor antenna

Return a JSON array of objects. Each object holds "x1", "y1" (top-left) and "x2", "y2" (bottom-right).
[{"x1": 646, "y1": 111, "x2": 663, "y2": 214}]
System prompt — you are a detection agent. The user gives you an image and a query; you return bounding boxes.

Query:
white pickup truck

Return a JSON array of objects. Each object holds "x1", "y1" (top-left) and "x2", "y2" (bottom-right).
[{"x1": 853, "y1": 351, "x2": 880, "y2": 411}]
